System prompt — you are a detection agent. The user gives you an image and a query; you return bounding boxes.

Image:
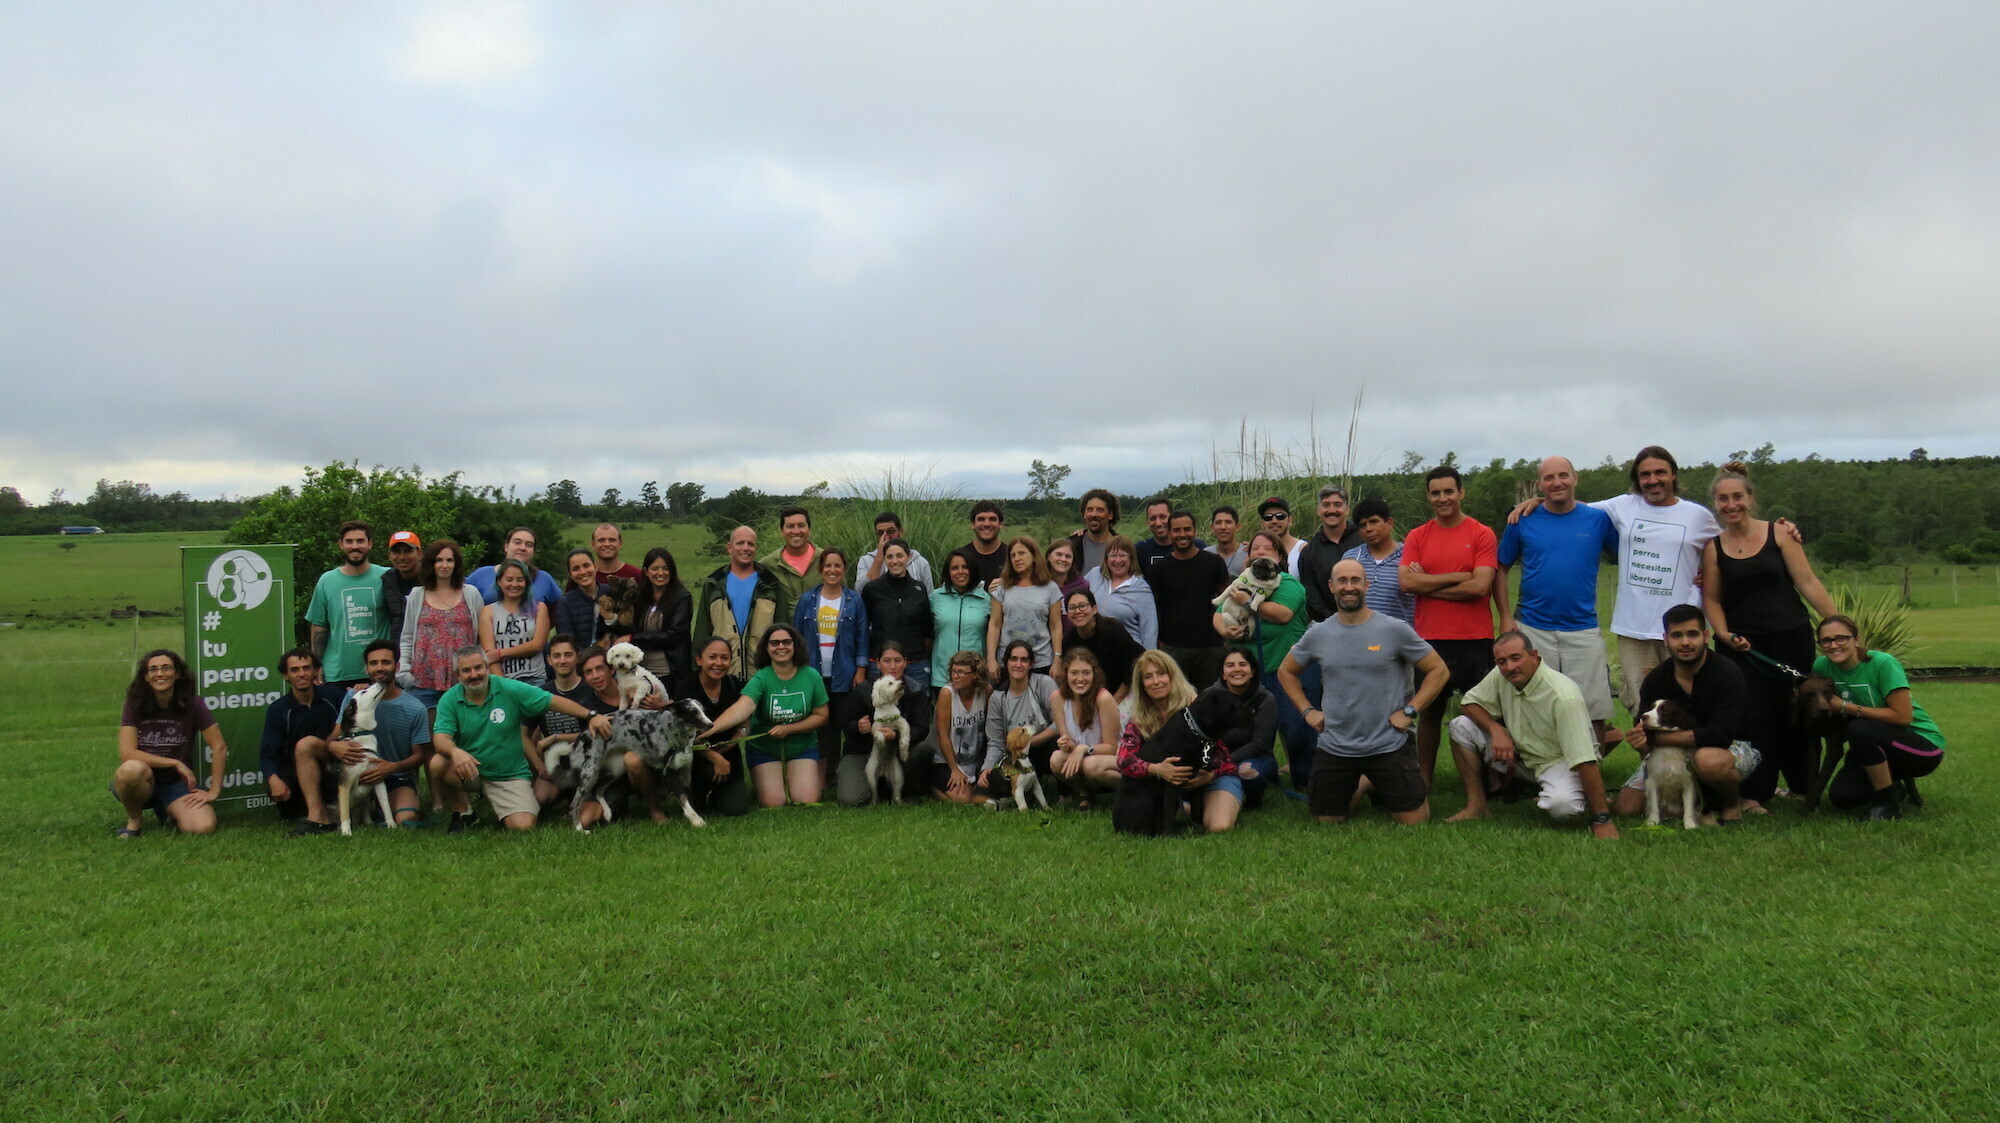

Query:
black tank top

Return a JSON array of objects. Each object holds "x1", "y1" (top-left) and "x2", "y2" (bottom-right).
[{"x1": 1715, "y1": 525, "x2": 1809, "y2": 635}]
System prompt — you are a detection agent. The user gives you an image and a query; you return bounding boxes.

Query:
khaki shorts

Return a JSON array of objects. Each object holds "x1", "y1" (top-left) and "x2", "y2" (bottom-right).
[
  {"x1": 1614, "y1": 636, "x2": 1668, "y2": 716},
  {"x1": 1519, "y1": 625, "x2": 1615, "y2": 724},
  {"x1": 470, "y1": 776, "x2": 539, "y2": 821}
]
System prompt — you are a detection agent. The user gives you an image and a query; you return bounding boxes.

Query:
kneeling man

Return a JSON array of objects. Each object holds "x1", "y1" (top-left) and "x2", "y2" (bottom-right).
[
  {"x1": 1615, "y1": 605, "x2": 1758, "y2": 824},
  {"x1": 429, "y1": 646, "x2": 612, "y2": 832},
  {"x1": 290, "y1": 640, "x2": 432, "y2": 833},
  {"x1": 1446, "y1": 631, "x2": 1618, "y2": 838}
]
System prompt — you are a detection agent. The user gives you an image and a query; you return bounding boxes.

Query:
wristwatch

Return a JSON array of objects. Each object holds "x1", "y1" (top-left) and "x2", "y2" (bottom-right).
[{"x1": 1401, "y1": 704, "x2": 1419, "y2": 720}]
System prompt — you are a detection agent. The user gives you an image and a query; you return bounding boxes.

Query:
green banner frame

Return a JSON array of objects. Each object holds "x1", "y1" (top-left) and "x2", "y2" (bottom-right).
[{"x1": 181, "y1": 545, "x2": 296, "y2": 808}]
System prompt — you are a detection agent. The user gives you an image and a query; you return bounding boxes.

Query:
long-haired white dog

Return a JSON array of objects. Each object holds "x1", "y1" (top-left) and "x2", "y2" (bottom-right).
[
  {"x1": 550, "y1": 640, "x2": 668, "y2": 777},
  {"x1": 1641, "y1": 699, "x2": 1702, "y2": 830},
  {"x1": 864, "y1": 674, "x2": 913, "y2": 805}
]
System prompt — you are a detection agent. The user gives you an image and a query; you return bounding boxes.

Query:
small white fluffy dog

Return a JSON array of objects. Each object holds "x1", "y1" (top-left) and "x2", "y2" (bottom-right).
[
  {"x1": 337, "y1": 682, "x2": 395, "y2": 836},
  {"x1": 864, "y1": 674, "x2": 913, "y2": 805},
  {"x1": 1641, "y1": 699, "x2": 1702, "y2": 830},
  {"x1": 1212, "y1": 556, "x2": 1284, "y2": 637},
  {"x1": 605, "y1": 641, "x2": 666, "y2": 710}
]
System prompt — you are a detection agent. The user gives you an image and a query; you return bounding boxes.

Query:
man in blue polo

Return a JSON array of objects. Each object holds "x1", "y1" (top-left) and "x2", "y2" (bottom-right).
[{"x1": 1498, "y1": 455, "x2": 1620, "y2": 746}]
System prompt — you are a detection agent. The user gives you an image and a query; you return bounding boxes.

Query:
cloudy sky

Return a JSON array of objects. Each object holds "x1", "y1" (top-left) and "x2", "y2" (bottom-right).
[{"x1": 3, "y1": 1, "x2": 1996, "y2": 505}]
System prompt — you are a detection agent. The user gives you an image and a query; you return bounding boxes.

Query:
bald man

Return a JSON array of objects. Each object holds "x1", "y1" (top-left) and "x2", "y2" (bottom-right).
[
  {"x1": 1278, "y1": 558, "x2": 1449, "y2": 826},
  {"x1": 692, "y1": 525, "x2": 781, "y2": 679},
  {"x1": 1497, "y1": 456, "x2": 1621, "y2": 745}
]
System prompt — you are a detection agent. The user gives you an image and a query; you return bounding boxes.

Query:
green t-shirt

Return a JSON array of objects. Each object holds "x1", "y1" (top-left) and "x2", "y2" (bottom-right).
[
  {"x1": 305, "y1": 564, "x2": 390, "y2": 683},
  {"x1": 1215, "y1": 572, "x2": 1308, "y2": 673},
  {"x1": 741, "y1": 665, "x2": 831, "y2": 760},
  {"x1": 1812, "y1": 651, "x2": 1943, "y2": 750},
  {"x1": 434, "y1": 675, "x2": 554, "y2": 781}
]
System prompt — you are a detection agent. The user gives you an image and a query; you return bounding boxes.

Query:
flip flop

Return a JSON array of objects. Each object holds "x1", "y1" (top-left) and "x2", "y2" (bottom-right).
[{"x1": 114, "y1": 826, "x2": 141, "y2": 839}]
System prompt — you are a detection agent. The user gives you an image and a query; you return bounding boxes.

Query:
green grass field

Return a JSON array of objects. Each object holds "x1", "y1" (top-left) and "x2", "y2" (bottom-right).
[{"x1": 1, "y1": 533, "x2": 1997, "y2": 1118}]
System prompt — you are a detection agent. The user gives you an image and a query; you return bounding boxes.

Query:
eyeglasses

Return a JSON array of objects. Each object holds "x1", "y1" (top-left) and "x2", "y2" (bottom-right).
[
  {"x1": 1066, "y1": 603, "x2": 1092, "y2": 613},
  {"x1": 1816, "y1": 634, "x2": 1856, "y2": 648},
  {"x1": 1261, "y1": 512, "x2": 1288, "y2": 520},
  {"x1": 766, "y1": 638, "x2": 794, "y2": 647}
]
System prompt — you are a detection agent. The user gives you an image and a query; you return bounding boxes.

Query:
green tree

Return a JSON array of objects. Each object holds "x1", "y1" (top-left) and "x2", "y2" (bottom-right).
[
  {"x1": 666, "y1": 481, "x2": 705, "y2": 517},
  {"x1": 0, "y1": 486, "x2": 23, "y2": 513},
  {"x1": 546, "y1": 479, "x2": 585, "y2": 517},
  {"x1": 639, "y1": 481, "x2": 664, "y2": 517},
  {"x1": 1026, "y1": 459, "x2": 1071, "y2": 502},
  {"x1": 1813, "y1": 532, "x2": 1873, "y2": 567},
  {"x1": 228, "y1": 463, "x2": 567, "y2": 640},
  {"x1": 599, "y1": 488, "x2": 621, "y2": 512}
]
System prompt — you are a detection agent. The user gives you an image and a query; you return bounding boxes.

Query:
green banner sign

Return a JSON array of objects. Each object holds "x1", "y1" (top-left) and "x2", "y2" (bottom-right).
[{"x1": 182, "y1": 545, "x2": 295, "y2": 808}]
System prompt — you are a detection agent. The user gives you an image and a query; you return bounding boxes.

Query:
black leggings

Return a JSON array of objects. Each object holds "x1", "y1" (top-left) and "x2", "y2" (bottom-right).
[
  {"x1": 1722, "y1": 626, "x2": 1814, "y2": 803},
  {"x1": 1827, "y1": 718, "x2": 1943, "y2": 809}
]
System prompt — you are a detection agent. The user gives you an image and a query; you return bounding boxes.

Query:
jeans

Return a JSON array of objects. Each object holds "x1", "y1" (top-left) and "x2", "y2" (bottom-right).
[{"x1": 1264, "y1": 665, "x2": 1319, "y2": 788}]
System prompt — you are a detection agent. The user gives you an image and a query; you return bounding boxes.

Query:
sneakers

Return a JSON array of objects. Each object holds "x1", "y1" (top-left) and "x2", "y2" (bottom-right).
[
  {"x1": 1865, "y1": 792, "x2": 1904, "y2": 821},
  {"x1": 287, "y1": 819, "x2": 333, "y2": 837},
  {"x1": 445, "y1": 811, "x2": 477, "y2": 835},
  {"x1": 1901, "y1": 778, "x2": 1924, "y2": 809}
]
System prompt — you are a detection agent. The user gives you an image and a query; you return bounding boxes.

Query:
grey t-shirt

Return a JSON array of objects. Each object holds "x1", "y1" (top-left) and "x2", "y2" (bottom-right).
[
  {"x1": 1288, "y1": 611, "x2": 1434, "y2": 758},
  {"x1": 993, "y1": 582, "x2": 1062, "y2": 669},
  {"x1": 1206, "y1": 542, "x2": 1248, "y2": 577}
]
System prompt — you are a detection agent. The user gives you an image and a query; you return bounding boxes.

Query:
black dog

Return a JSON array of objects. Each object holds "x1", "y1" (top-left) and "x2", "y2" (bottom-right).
[
  {"x1": 1112, "y1": 688, "x2": 1249, "y2": 837},
  {"x1": 1793, "y1": 675, "x2": 1847, "y2": 813}
]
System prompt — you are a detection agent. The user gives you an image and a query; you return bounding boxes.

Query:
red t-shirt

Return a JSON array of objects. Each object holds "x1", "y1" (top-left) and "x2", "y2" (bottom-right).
[
  {"x1": 597, "y1": 563, "x2": 642, "y2": 583},
  {"x1": 1401, "y1": 517, "x2": 1499, "y2": 640}
]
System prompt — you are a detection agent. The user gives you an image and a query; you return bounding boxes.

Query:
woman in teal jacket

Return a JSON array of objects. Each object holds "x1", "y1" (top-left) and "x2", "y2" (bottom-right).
[{"x1": 929, "y1": 549, "x2": 992, "y2": 691}]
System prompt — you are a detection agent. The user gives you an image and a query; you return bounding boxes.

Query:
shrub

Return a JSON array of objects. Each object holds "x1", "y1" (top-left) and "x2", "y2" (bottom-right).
[{"x1": 1814, "y1": 532, "x2": 1873, "y2": 567}]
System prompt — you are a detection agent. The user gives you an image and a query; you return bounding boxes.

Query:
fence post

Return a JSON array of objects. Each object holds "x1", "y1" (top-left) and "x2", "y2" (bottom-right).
[{"x1": 1951, "y1": 567, "x2": 1959, "y2": 605}]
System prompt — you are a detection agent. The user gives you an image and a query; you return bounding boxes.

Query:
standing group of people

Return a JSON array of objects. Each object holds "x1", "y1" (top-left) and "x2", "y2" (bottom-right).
[{"x1": 111, "y1": 448, "x2": 1947, "y2": 838}]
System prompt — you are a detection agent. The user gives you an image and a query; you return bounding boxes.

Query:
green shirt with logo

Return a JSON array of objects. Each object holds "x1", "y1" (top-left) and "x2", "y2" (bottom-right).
[{"x1": 434, "y1": 675, "x2": 554, "y2": 781}]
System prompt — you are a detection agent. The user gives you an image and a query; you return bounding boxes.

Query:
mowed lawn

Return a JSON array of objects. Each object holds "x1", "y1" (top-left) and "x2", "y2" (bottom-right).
[{"x1": 3, "y1": 606, "x2": 1998, "y2": 1119}]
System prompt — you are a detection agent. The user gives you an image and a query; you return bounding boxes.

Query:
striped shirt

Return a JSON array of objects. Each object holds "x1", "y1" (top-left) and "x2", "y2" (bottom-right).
[{"x1": 1342, "y1": 542, "x2": 1415, "y2": 623}]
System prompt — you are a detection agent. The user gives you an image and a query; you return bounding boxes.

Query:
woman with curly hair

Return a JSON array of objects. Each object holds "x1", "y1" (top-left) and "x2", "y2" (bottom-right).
[{"x1": 111, "y1": 649, "x2": 228, "y2": 837}]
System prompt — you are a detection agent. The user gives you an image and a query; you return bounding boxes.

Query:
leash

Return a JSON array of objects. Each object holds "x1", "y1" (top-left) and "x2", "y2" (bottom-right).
[{"x1": 1731, "y1": 642, "x2": 1807, "y2": 684}]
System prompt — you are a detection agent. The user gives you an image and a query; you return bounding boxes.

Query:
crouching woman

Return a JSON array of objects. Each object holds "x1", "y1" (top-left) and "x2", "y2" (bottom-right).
[
  {"x1": 112, "y1": 649, "x2": 228, "y2": 837},
  {"x1": 1813, "y1": 615, "x2": 1945, "y2": 820}
]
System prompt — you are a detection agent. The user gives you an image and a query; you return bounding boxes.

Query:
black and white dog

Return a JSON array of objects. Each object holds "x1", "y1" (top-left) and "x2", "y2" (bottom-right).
[
  {"x1": 337, "y1": 682, "x2": 395, "y2": 836},
  {"x1": 1640, "y1": 698, "x2": 1701, "y2": 830},
  {"x1": 1112, "y1": 689, "x2": 1249, "y2": 837},
  {"x1": 1211, "y1": 556, "x2": 1284, "y2": 638},
  {"x1": 570, "y1": 699, "x2": 712, "y2": 832}
]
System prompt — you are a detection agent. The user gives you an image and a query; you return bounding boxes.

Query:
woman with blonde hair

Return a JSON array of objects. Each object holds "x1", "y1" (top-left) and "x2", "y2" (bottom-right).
[
  {"x1": 1113, "y1": 650, "x2": 1241, "y2": 833},
  {"x1": 1700, "y1": 461, "x2": 1836, "y2": 810},
  {"x1": 1084, "y1": 535, "x2": 1157, "y2": 650},
  {"x1": 1048, "y1": 647, "x2": 1122, "y2": 809}
]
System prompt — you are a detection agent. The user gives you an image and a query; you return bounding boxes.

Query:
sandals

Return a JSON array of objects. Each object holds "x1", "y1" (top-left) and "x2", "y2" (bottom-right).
[{"x1": 114, "y1": 826, "x2": 141, "y2": 839}]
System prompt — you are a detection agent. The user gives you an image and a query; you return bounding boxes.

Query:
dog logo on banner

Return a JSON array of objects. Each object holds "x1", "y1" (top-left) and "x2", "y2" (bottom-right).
[{"x1": 205, "y1": 550, "x2": 275, "y2": 611}]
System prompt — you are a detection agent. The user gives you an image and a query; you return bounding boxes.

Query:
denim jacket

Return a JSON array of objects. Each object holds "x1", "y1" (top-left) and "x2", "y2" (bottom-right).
[{"x1": 791, "y1": 585, "x2": 870, "y2": 692}]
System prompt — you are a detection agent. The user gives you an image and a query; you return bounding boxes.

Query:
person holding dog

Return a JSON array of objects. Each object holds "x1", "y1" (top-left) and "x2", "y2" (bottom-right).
[
  {"x1": 1812, "y1": 615, "x2": 1944, "y2": 820},
  {"x1": 1113, "y1": 650, "x2": 1242, "y2": 833},
  {"x1": 839, "y1": 641, "x2": 931, "y2": 806},
  {"x1": 112, "y1": 649, "x2": 228, "y2": 837},
  {"x1": 698, "y1": 623, "x2": 831, "y2": 808},
  {"x1": 429, "y1": 645, "x2": 614, "y2": 832},
  {"x1": 290, "y1": 640, "x2": 432, "y2": 835},
  {"x1": 1213, "y1": 530, "x2": 1311, "y2": 795},
  {"x1": 985, "y1": 640, "x2": 1059, "y2": 786},
  {"x1": 554, "y1": 548, "x2": 612, "y2": 651},
  {"x1": 627, "y1": 547, "x2": 693, "y2": 686},
  {"x1": 1278, "y1": 558, "x2": 1449, "y2": 826},
  {"x1": 1701, "y1": 462, "x2": 1838, "y2": 810},
  {"x1": 1444, "y1": 632, "x2": 1619, "y2": 838},
  {"x1": 1616, "y1": 605, "x2": 1757, "y2": 823}
]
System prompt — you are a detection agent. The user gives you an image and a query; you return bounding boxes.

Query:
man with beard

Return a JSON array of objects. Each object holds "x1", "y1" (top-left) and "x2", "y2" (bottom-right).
[
  {"x1": 260, "y1": 646, "x2": 344, "y2": 822},
  {"x1": 307, "y1": 521, "x2": 391, "y2": 689},
  {"x1": 1149, "y1": 509, "x2": 1230, "y2": 687},
  {"x1": 381, "y1": 530, "x2": 424, "y2": 638},
  {"x1": 289, "y1": 641, "x2": 433, "y2": 834},
  {"x1": 1278, "y1": 559, "x2": 1449, "y2": 826},
  {"x1": 1067, "y1": 489, "x2": 1122, "y2": 577},
  {"x1": 1615, "y1": 605, "x2": 1758, "y2": 824},
  {"x1": 961, "y1": 500, "x2": 1009, "y2": 587},
  {"x1": 1298, "y1": 485, "x2": 1365, "y2": 622}
]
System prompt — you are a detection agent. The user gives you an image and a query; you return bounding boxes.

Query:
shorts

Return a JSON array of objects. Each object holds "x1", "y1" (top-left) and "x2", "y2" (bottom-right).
[
  {"x1": 1447, "y1": 715, "x2": 1589, "y2": 820},
  {"x1": 1201, "y1": 773, "x2": 1245, "y2": 802},
  {"x1": 380, "y1": 770, "x2": 418, "y2": 793},
  {"x1": 747, "y1": 741, "x2": 822, "y2": 768},
  {"x1": 469, "y1": 775, "x2": 539, "y2": 819},
  {"x1": 1309, "y1": 739, "x2": 1427, "y2": 816},
  {"x1": 1517, "y1": 625, "x2": 1615, "y2": 724},
  {"x1": 1428, "y1": 639, "x2": 1493, "y2": 698},
  {"x1": 1623, "y1": 741, "x2": 1763, "y2": 790},
  {"x1": 110, "y1": 774, "x2": 191, "y2": 822}
]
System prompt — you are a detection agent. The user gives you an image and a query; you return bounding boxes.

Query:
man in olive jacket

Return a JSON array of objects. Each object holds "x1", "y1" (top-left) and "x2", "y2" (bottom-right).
[{"x1": 693, "y1": 526, "x2": 782, "y2": 680}]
